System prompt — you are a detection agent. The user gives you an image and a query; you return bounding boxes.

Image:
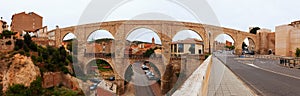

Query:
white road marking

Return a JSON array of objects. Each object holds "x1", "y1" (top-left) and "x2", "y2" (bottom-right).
[
  {"x1": 246, "y1": 63, "x2": 300, "y2": 80},
  {"x1": 247, "y1": 64, "x2": 260, "y2": 68}
]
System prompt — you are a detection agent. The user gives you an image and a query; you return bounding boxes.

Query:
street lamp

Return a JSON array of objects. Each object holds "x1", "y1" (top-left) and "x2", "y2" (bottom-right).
[{"x1": 208, "y1": 32, "x2": 211, "y2": 54}]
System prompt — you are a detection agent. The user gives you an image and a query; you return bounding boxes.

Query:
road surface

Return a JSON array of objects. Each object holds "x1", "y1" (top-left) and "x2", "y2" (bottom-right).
[
  {"x1": 131, "y1": 62, "x2": 156, "y2": 96},
  {"x1": 214, "y1": 51, "x2": 300, "y2": 96}
]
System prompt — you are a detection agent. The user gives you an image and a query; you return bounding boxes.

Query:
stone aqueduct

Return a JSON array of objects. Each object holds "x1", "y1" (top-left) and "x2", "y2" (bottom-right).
[{"x1": 48, "y1": 20, "x2": 258, "y2": 94}]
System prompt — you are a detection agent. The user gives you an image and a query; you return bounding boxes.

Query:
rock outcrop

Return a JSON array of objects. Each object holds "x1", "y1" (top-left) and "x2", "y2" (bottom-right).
[
  {"x1": 42, "y1": 72, "x2": 81, "y2": 91},
  {"x1": 2, "y1": 54, "x2": 41, "y2": 91}
]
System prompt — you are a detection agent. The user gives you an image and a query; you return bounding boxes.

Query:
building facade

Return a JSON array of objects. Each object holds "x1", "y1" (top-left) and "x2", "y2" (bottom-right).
[
  {"x1": 0, "y1": 18, "x2": 9, "y2": 33},
  {"x1": 275, "y1": 21, "x2": 300, "y2": 57},
  {"x1": 257, "y1": 29, "x2": 275, "y2": 55},
  {"x1": 11, "y1": 12, "x2": 43, "y2": 38},
  {"x1": 171, "y1": 38, "x2": 204, "y2": 55}
]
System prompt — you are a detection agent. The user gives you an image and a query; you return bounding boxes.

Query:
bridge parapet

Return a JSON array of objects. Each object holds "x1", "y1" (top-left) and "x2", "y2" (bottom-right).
[{"x1": 172, "y1": 55, "x2": 212, "y2": 96}]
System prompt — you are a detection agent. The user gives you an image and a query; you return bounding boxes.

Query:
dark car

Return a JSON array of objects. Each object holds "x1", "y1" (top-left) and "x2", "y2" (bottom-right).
[
  {"x1": 109, "y1": 76, "x2": 115, "y2": 81},
  {"x1": 89, "y1": 78, "x2": 101, "y2": 83}
]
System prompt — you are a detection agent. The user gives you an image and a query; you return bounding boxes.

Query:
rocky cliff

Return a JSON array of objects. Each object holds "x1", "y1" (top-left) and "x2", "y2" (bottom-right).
[{"x1": 2, "y1": 54, "x2": 41, "y2": 91}]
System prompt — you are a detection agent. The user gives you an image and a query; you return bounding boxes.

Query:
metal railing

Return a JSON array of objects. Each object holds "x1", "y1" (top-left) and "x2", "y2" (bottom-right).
[
  {"x1": 84, "y1": 53, "x2": 205, "y2": 60},
  {"x1": 244, "y1": 55, "x2": 300, "y2": 68}
]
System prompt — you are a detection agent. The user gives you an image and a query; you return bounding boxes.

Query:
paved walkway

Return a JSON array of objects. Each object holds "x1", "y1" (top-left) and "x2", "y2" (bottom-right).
[{"x1": 208, "y1": 57, "x2": 255, "y2": 96}]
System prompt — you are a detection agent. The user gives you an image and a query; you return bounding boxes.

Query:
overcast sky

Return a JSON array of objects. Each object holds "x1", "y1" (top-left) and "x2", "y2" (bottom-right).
[{"x1": 1, "y1": 0, "x2": 299, "y2": 42}]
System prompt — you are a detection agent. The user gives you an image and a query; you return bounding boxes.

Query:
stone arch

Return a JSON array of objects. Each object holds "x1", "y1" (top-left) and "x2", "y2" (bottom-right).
[
  {"x1": 241, "y1": 36, "x2": 257, "y2": 52},
  {"x1": 85, "y1": 58, "x2": 115, "y2": 74},
  {"x1": 62, "y1": 32, "x2": 77, "y2": 41},
  {"x1": 86, "y1": 29, "x2": 115, "y2": 42},
  {"x1": 213, "y1": 33, "x2": 236, "y2": 44},
  {"x1": 171, "y1": 25, "x2": 208, "y2": 53},
  {"x1": 171, "y1": 29, "x2": 205, "y2": 55},
  {"x1": 125, "y1": 27, "x2": 163, "y2": 43},
  {"x1": 85, "y1": 29, "x2": 115, "y2": 54},
  {"x1": 172, "y1": 29, "x2": 204, "y2": 41},
  {"x1": 213, "y1": 33, "x2": 236, "y2": 51}
]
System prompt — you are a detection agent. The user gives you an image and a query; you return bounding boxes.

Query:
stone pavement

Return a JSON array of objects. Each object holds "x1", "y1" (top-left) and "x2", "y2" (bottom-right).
[{"x1": 207, "y1": 57, "x2": 255, "y2": 96}]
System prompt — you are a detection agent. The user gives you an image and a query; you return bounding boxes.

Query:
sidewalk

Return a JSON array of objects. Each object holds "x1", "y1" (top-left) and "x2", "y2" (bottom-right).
[{"x1": 207, "y1": 57, "x2": 255, "y2": 96}]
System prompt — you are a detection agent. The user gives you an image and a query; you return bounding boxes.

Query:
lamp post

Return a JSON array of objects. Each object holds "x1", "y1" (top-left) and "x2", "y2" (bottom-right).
[{"x1": 208, "y1": 32, "x2": 211, "y2": 54}]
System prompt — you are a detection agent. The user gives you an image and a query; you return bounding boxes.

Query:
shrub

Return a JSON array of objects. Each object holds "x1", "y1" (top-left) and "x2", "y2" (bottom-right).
[
  {"x1": 15, "y1": 39, "x2": 24, "y2": 50},
  {"x1": 24, "y1": 45, "x2": 30, "y2": 52},
  {"x1": 296, "y1": 48, "x2": 300, "y2": 57},
  {"x1": 6, "y1": 84, "x2": 29, "y2": 96},
  {"x1": 37, "y1": 56, "x2": 43, "y2": 62},
  {"x1": 19, "y1": 50, "x2": 25, "y2": 55},
  {"x1": 25, "y1": 52, "x2": 30, "y2": 57},
  {"x1": 205, "y1": 54, "x2": 211, "y2": 59},
  {"x1": 5, "y1": 41, "x2": 12, "y2": 45},
  {"x1": 31, "y1": 55, "x2": 37, "y2": 64},
  {"x1": 29, "y1": 43, "x2": 38, "y2": 52}
]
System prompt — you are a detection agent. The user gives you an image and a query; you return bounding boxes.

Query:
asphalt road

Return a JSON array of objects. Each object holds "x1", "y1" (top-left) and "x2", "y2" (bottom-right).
[
  {"x1": 131, "y1": 62, "x2": 155, "y2": 96},
  {"x1": 214, "y1": 52, "x2": 300, "y2": 96}
]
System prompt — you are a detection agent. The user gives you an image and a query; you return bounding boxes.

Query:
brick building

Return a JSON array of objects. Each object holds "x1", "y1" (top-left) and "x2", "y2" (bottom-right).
[
  {"x1": 225, "y1": 40, "x2": 233, "y2": 47},
  {"x1": 0, "y1": 17, "x2": 9, "y2": 33},
  {"x1": 275, "y1": 20, "x2": 300, "y2": 57},
  {"x1": 11, "y1": 12, "x2": 43, "y2": 38}
]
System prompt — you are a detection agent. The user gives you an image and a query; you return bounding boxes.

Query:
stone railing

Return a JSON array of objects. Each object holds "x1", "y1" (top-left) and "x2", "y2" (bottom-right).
[
  {"x1": 84, "y1": 53, "x2": 205, "y2": 60},
  {"x1": 244, "y1": 55, "x2": 282, "y2": 60},
  {"x1": 245, "y1": 55, "x2": 300, "y2": 68},
  {"x1": 279, "y1": 57, "x2": 300, "y2": 68},
  {"x1": 172, "y1": 55, "x2": 212, "y2": 96}
]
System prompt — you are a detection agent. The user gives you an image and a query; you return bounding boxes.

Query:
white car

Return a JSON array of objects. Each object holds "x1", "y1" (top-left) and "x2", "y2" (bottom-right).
[
  {"x1": 146, "y1": 71, "x2": 155, "y2": 76},
  {"x1": 89, "y1": 83, "x2": 98, "y2": 90},
  {"x1": 144, "y1": 69, "x2": 150, "y2": 73},
  {"x1": 141, "y1": 65, "x2": 149, "y2": 70}
]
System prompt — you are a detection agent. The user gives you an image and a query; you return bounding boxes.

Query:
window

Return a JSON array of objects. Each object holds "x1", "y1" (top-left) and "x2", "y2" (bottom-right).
[
  {"x1": 178, "y1": 44, "x2": 184, "y2": 53},
  {"x1": 171, "y1": 44, "x2": 173, "y2": 52},
  {"x1": 189, "y1": 44, "x2": 195, "y2": 54},
  {"x1": 174, "y1": 44, "x2": 177, "y2": 52}
]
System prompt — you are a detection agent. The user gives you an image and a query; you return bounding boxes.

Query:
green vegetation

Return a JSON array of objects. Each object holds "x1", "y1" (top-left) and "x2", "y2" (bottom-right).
[
  {"x1": 66, "y1": 40, "x2": 78, "y2": 55},
  {"x1": 88, "y1": 59, "x2": 113, "y2": 72},
  {"x1": 296, "y1": 48, "x2": 300, "y2": 57},
  {"x1": 143, "y1": 47, "x2": 160, "y2": 57},
  {"x1": 0, "y1": 30, "x2": 17, "y2": 39},
  {"x1": 13, "y1": 32, "x2": 76, "y2": 75},
  {"x1": 250, "y1": 27, "x2": 260, "y2": 34},
  {"x1": 5, "y1": 77, "x2": 83, "y2": 96},
  {"x1": 3, "y1": 32, "x2": 85, "y2": 95},
  {"x1": 225, "y1": 45, "x2": 235, "y2": 50},
  {"x1": 205, "y1": 54, "x2": 211, "y2": 59}
]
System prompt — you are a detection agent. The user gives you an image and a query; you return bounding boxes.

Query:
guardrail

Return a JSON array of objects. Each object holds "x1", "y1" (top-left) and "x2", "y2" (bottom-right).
[
  {"x1": 244, "y1": 55, "x2": 300, "y2": 68},
  {"x1": 84, "y1": 53, "x2": 205, "y2": 60},
  {"x1": 279, "y1": 57, "x2": 300, "y2": 68},
  {"x1": 172, "y1": 55, "x2": 212, "y2": 96},
  {"x1": 244, "y1": 55, "x2": 282, "y2": 60}
]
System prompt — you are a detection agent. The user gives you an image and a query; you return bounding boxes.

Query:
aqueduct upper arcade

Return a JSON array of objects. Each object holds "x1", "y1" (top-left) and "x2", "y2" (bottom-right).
[
  {"x1": 48, "y1": 20, "x2": 259, "y2": 94},
  {"x1": 51, "y1": 20, "x2": 258, "y2": 56}
]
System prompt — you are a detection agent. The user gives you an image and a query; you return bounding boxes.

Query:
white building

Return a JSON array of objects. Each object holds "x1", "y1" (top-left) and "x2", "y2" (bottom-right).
[{"x1": 171, "y1": 38, "x2": 204, "y2": 55}]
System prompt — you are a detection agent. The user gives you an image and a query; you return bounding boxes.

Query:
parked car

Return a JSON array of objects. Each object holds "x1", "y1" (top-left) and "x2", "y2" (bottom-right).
[
  {"x1": 89, "y1": 83, "x2": 98, "y2": 90},
  {"x1": 89, "y1": 78, "x2": 101, "y2": 84},
  {"x1": 109, "y1": 76, "x2": 115, "y2": 81},
  {"x1": 147, "y1": 74, "x2": 156, "y2": 80},
  {"x1": 144, "y1": 70, "x2": 150, "y2": 74},
  {"x1": 141, "y1": 65, "x2": 149, "y2": 70},
  {"x1": 146, "y1": 71, "x2": 154, "y2": 76}
]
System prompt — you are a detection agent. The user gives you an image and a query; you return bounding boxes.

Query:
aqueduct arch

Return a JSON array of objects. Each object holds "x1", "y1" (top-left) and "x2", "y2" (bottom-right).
[
  {"x1": 49, "y1": 20, "x2": 260, "y2": 94},
  {"x1": 51, "y1": 19, "x2": 260, "y2": 79},
  {"x1": 85, "y1": 58, "x2": 116, "y2": 74}
]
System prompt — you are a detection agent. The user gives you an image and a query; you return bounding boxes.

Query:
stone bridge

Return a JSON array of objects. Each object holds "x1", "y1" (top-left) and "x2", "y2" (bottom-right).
[
  {"x1": 83, "y1": 53, "x2": 205, "y2": 94},
  {"x1": 47, "y1": 20, "x2": 259, "y2": 94}
]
